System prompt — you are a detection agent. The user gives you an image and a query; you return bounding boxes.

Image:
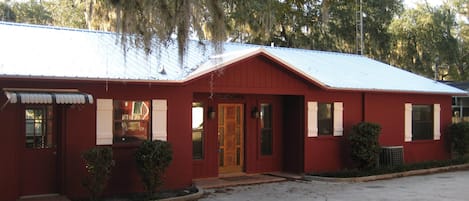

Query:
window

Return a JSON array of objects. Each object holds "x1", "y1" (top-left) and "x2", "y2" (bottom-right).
[
  {"x1": 412, "y1": 105, "x2": 433, "y2": 140},
  {"x1": 307, "y1": 101, "x2": 343, "y2": 137},
  {"x1": 318, "y1": 103, "x2": 333, "y2": 135},
  {"x1": 25, "y1": 106, "x2": 54, "y2": 148},
  {"x1": 260, "y1": 103, "x2": 273, "y2": 155},
  {"x1": 192, "y1": 102, "x2": 204, "y2": 159},
  {"x1": 113, "y1": 100, "x2": 150, "y2": 143}
]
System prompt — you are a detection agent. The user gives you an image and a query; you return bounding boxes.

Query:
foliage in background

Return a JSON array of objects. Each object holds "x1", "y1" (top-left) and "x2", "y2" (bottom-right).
[
  {"x1": 348, "y1": 122, "x2": 382, "y2": 170},
  {"x1": 0, "y1": 2, "x2": 16, "y2": 22},
  {"x1": 84, "y1": 0, "x2": 225, "y2": 63},
  {"x1": 82, "y1": 146, "x2": 115, "y2": 201},
  {"x1": 448, "y1": 122, "x2": 469, "y2": 157},
  {"x1": 11, "y1": 0, "x2": 53, "y2": 25},
  {"x1": 135, "y1": 140, "x2": 173, "y2": 198}
]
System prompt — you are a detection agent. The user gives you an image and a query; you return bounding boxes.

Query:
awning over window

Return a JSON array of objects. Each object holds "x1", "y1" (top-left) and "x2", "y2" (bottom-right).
[{"x1": 4, "y1": 90, "x2": 93, "y2": 104}]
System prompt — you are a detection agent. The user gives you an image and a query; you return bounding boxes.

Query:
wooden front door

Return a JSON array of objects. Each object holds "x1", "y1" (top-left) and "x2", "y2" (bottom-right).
[
  {"x1": 218, "y1": 104, "x2": 244, "y2": 174},
  {"x1": 21, "y1": 105, "x2": 58, "y2": 196}
]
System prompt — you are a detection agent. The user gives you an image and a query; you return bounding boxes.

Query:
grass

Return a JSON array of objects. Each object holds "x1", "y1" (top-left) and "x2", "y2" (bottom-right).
[{"x1": 309, "y1": 156, "x2": 469, "y2": 178}]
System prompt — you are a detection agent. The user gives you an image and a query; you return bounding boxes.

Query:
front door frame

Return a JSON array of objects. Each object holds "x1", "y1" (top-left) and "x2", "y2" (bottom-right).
[
  {"x1": 19, "y1": 104, "x2": 65, "y2": 197},
  {"x1": 217, "y1": 103, "x2": 245, "y2": 174}
]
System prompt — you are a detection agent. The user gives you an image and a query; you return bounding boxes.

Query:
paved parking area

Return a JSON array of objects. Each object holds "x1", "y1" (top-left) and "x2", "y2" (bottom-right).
[{"x1": 200, "y1": 170, "x2": 469, "y2": 201}]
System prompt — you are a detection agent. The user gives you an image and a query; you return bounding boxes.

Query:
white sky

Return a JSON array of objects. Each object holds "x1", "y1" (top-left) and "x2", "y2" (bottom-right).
[{"x1": 404, "y1": 0, "x2": 445, "y2": 8}]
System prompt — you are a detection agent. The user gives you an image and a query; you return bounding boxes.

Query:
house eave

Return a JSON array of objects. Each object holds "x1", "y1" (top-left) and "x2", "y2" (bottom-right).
[{"x1": 0, "y1": 74, "x2": 184, "y2": 85}]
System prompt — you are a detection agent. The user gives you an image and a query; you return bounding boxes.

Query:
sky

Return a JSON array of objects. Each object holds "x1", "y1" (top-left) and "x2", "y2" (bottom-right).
[{"x1": 404, "y1": 0, "x2": 445, "y2": 8}]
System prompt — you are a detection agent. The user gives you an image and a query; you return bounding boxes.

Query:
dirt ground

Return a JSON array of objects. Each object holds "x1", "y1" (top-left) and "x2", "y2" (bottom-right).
[{"x1": 200, "y1": 170, "x2": 469, "y2": 201}]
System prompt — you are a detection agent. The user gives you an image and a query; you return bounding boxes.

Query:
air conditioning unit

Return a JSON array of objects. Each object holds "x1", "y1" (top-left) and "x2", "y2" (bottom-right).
[{"x1": 379, "y1": 146, "x2": 404, "y2": 167}]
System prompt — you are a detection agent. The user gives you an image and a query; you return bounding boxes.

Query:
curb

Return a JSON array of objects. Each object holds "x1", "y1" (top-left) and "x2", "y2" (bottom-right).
[
  {"x1": 158, "y1": 186, "x2": 204, "y2": 201},
  {"x1": 304, "y1": 163, "x2": 469, "y2": 183}
]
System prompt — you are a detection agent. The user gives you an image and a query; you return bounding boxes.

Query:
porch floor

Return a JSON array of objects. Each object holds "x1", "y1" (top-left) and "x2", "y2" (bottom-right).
[{"x1": 194, "y1": 172, "x2": 299, "y2": 189}]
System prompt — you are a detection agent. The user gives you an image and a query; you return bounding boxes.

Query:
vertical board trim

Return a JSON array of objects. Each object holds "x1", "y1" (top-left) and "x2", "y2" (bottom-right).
[
  {"x1": 434, "y1": 104, "x2": 441, "y2": 140},
  {"x1": 333, "y1": 102, "x2": 344, "y2": 136},
  {"x1": 404, "y1": 103, "x2": 412, "y2": 142},
  {"x1": 96, "y1": 99, "x2": 113, "y2": 145},
  {"x1": 307, "y1": 101, "x2": 318, "y2": 137},
  {"x1": 152, "y1": 99, "x2": 168, "y2": 141}
]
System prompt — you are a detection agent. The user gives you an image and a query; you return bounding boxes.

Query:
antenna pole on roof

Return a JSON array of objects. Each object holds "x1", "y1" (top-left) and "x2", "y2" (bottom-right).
[{"x1": 355, "y1": 0, "x2": 364, "y2": 55}]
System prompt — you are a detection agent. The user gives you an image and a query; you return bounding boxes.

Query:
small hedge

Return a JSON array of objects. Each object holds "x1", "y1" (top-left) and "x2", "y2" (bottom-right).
[
  {"x1": 135, "y1": 140, "x2": 173, "y2": 198},
  {"x1": 310, "y1": 157, "x2": 469, "y2": 178},
  {"x1": 82, "y1": 146, "x2": 115, "y2": 201},
  {"x1": 348, "y1": 122, "x2": 382, "y2": 170},
  {"x1": 448, "y1": 122, "x2": 469, "y2": 157}
]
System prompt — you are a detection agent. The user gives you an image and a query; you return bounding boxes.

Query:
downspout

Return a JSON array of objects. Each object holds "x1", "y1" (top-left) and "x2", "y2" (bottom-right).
[{"x1": 362, "y1": 92, "x2": 366, "y2": 122}]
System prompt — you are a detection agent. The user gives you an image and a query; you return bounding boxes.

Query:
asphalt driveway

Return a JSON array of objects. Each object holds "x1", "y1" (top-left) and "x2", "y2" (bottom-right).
[{"x1": 200, "y1": 170, "x2": 469, "y2": 201}]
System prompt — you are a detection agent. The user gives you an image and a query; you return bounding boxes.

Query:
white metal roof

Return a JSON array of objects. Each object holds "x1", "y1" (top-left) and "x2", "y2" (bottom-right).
[{"x1": 0, "y1": 22, "x2": 465, "y2": 95}]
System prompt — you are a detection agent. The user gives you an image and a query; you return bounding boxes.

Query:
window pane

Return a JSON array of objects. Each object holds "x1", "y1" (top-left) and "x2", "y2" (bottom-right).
[
  {"x1": 113, "y1": 100, "x2": 150, "y2": 143},
  {"x1": 318, "y1": 103, "x2": 333, "y2": 135},
  {"x1": 412, "y1": 105, "x2": 433, "y2": 140},
  {"x1": 260, "y1": 104, "x2": 273, "y2": 155},
  {"x1": 261, "y1": 129, "x2": 273, "y2": 155},
  {"x1": 25, "y1": 106, "x2": 54, "y2": 148},
  {"x1": 192, "y1": 102, "x2": 204, "y2": 159}
]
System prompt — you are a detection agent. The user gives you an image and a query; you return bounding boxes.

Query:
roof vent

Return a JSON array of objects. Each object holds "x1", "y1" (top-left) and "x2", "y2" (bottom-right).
[{"x1": 158, "y1": 65, "x2": 166, "y2": 75}]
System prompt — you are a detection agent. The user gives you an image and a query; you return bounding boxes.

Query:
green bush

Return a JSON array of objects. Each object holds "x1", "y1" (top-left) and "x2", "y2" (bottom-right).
[
  {"x1": 82, "y1": 146, "x2": 115, "y2": 201},
  {"x1": 135, "y1": 140, "x2": 173, "y2": 197},
  {"x1": 448, "y1": 122, "x2": 469, "y2": 157},
  {"x1": 348, "y1": 122, "x2": 382, "y2": 170},
  {"x1": 310, "y1": 156, "x2": 469, "y2": 178}
]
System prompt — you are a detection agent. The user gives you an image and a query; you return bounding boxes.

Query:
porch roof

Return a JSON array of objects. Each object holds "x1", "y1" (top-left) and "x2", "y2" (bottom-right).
[
  {"x1": 0, "y1": 22, "x2": 465, "y2": 95},
  {"x1": 3, "y1": 89, "x2": 93, "y2": 105}
]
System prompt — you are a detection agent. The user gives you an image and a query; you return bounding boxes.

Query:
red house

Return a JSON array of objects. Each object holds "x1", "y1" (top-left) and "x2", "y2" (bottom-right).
[{"x1": 0, "y1": 22, "x2": 465, "y2": 200}]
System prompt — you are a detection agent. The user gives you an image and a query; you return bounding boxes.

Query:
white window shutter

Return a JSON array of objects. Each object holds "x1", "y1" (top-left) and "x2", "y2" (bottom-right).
[
  {"x1": 404, "y1": 103, "x2": 412, "y2": 142},
  {"x1": 152, "y1": 99, "x2": 168, "y2": 141},
  {"x1": 307, "y1": 101, "x2": 318, "y2": 137},
  {"x1": 96, "y1": 99, "x2": 113, "y2": 145},
  {"x1": 434, "y1": 104, "x2": 441, "y2": 140},
  {"x1": 333, "y1": 102, "x2": 344, "y2": 136}
]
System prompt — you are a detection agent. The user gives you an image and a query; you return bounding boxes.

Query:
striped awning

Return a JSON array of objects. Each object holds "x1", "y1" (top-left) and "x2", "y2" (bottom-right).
[{"x1": 4, "y1": 91, "x2": 93, "y2": 104}]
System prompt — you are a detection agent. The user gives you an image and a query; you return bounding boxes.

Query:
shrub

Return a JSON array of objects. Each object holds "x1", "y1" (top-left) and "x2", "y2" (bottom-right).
[
  {"x1": 348, "y1": 122, "x2": 382, "y2": 170},
  {"x1": 448, "y1": 122, "x2": 469, "y2": 157},
  {"x1": 135, "y1": 140, "x2": 173, "y2": 197},
  {"x1": 309, "y1": 156, "x2": 469, "y2": 178},
  {"x1": 82, "y1": 146, "x2": 115, "y2": 201}
]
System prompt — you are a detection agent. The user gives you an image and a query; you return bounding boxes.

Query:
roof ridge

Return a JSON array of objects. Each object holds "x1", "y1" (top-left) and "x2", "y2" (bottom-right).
[
  {"x1": 264, "y1": 45, "x2": 365, "y2": 58},
  {"x1": 0, "y1": 21, "x2": 116, "y2": 35}
]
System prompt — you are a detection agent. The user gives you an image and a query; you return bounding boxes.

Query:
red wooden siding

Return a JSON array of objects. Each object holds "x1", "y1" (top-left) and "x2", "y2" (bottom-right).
[
  {"x1": 0, "y1": 53, "x2": 456, "y2": 200},
  {"x1": 303, "y1": 91, "x2": 363, "y2": 172},
  {"x1": 189, "y1": 55, "x2": 314, "y2": 178},
  {"x1": 365, "y1": 93, "x2": 451, "y2": 163},
  {"x1": 0, "y1": 79, "x2": 194, "y2": 200},
  {"x1": 0, "y1": 94, "x2": 20, "y2": 201},
  {"x1": 188, "y1": 55, "x2": 314, "y2": 95}
]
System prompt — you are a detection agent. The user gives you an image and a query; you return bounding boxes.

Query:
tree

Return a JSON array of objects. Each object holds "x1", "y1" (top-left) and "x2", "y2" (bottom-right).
[
  {"x1": 0, "y1": 1, "x2": 16, "y2": 22},
  {"x1": 12, "y1": 0, "x2": 53, "y2": 25},
  {"x1": 85, "y1": 0, "x2": 226, "y2": 63},
  {"x1": 388, "y1": 3, "x2": 464, "y2": 80},
  {"x1": 224, "y1": 0, "x2": 402, "y2": 58},
  {"x1": 43, "y1": 0, "x2": 87, "y2": 29}
]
